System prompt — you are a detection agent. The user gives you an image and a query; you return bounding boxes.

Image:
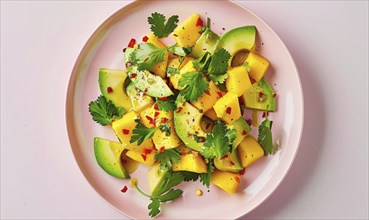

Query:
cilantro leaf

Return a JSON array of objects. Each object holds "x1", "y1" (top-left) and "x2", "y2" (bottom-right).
[
  {"x1": 158, "y1": 188, "x2": 183, "y2": 202},
  {"x1": 159, "y1": 123, "x2": 171, "y2": 136},
  {"x1": 156, "y1": 98, "x2": 176, "y2": 112},
  {"x1": 202, "y1": 121, "x2": 236, "y2": 159},
  {"x1": 199, "y1": 161, "x2": 214, "y2": 188},
  {"x1": 208, "y1": 48, "x2": 231, "y2": 75},
  {"x1": 88, "y1": 95, "x2": 124, "y2": 126},
  {"x1": 179, "y1": 72, "x2": 209, "y2": 102},
  {"x1": 166, "y1": 67, "x2": 179, "y2": 76},
  {"x1": 179, "y1": 171, "x2": 200, "y2": 182},
  {"x1": 130, "y1": 119, "x2": 158, "y2": 145},
  {"x1": 167, "y1": 46, "x2": 192, "y2": 56},
  {"x1": 130, "y1": 43, "x2": 167, "y2": 71},
  {"x1": 208, "y1": 73, "x2": 229, "y2": 85},
  {"x1": 193, "y1": 52, "x2": 211, "y2": 72},
  {"x1": 148, "y1": 198, "x2": 160, "y2": 217},
  {"x1": 258, "y1": 116, "x2": 274, "y2": 155},
  {"x1": 148, "y1": 12, "x2": 179, "y2": 38},
  {"x1": 155, "y1": 148, "x2": 181, "y2": 170}
]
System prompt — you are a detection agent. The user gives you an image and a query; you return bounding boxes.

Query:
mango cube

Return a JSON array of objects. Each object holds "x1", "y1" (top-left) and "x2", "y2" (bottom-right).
[
  {"x1": 213, "y1": 92, "x2": 241, "y2": 124},
  {"x1": 126, "y1": 149, "x2": 156, "y2": 166},
  {"x1": 172, "y1": 13, "x2": 202, "y2": 47},
  {"x1": 152, "y1": 112, "x2": 181, "y2": 150},
  {"x1": 192, "y1": 81, "x2": 223, "y2": 112},
  {"x1": 146, "y1": 33, "x2": 168, "y2": 78},
  {"x1": 244, "y1": 52, "x2": 270, "y2": 82},
  {"x1": 112, "y1": 111, "x2": 153, "y2": 151},
  {"x1": 169, "y1": 59, "x2": 195, "y2": 90},
  {"x1": 204, "y1": 108, "x2": 221, "y2": 121},
  {"x1": 211, "y1": 170, "x2": 241, "y2": 194},
  {"x1": 237, "y1": 135, "x2": 264, "y2": 168},
  {"x1": 225, "y1": 65, "x2": 252, "y2": 97},
  {"x1": 172, "y1": 153, "x2": 207, "y2": 173}
]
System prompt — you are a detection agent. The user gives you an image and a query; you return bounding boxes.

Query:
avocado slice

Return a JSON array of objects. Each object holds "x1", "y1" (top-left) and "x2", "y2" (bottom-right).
[
  {"x1": 98, "y1": 68, "x2": 133, "y2": 112},
  {"x1": 214, "y1": 149, "x2": 243, "y2": 173},
  {"x1": 148, "y1": 163, "x2": 168, "y2": 195},
  {"x1": 227, "y1": 117, "x2": 251, "y2": 149},
  {"x1": 174, "y1": 102, "x2": 206, "y2": 152},
  {"x1": 94, "y1": 137, "x2": 130, "y2": 179},
  {"x1": 242, "y1": 78, "x2": 276, "y2": 112},
  {"x1": 128, "y1": 66, "x2": 173, "y2": 98},
  {"x1": 215, "y1": 26, "x2": 256, "y2": 65},
  {"x1": 191, "y1": 28, "x2": 219, "y2": 58},
  {"x1": 125, "y1": 82, "x2": 153, "y2": 112}
]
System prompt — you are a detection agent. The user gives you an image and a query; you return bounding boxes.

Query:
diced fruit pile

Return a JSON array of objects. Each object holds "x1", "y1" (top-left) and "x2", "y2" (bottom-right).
[{"x1": 88, "y1": 12, "x2": 278, "y2": 218}]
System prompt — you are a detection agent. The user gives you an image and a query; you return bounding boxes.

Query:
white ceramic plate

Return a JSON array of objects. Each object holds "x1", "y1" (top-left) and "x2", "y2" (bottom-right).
[{"x1": 66, "y1": 1, "x2": 304, "y2": 219}]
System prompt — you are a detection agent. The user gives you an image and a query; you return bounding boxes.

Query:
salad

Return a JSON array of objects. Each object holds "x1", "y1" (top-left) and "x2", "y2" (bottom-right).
[{"x1": 88, "y1": 12, "x2": 278, "y2": 218}]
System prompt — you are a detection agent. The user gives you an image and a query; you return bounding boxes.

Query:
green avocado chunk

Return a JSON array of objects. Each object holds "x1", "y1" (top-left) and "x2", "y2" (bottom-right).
[
  {"x1": 94, "y1": 137, "x2": 130, "y2": 179},
  {"x1": 214, "y1": 149, "x2": 243, "y2": 173},
  {"x1": 98, "y1": 68, "x2": 132, "y2": 112},
  {"x1": 174, "y1": 102, "x2": 206, "y2": 152},
  {"x1": 127, "y1": 66, "x2": 173, "y2": 98},
  {"x1": 243, "y1": 78, "x2": 276, "y2": 112},
  {"x1": 227, "y1": 117, "x2": 251, "y2": 149},
  {"x1": 191, "y1": 28, "x2": 219, "y2": 58},
  {"x1": 215, "y1": 26, "x2": 257, "y2": 65}
]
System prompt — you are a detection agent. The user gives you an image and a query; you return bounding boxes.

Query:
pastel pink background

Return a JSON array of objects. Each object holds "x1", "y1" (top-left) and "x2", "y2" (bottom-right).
[{"x1": 1, "y1": 1, "x2": 368, "y2": 219}]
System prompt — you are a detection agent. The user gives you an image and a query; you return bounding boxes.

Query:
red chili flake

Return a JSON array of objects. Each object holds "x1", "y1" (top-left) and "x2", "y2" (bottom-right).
[
  {"x1": 130, "y1": 73, "x2": 137, "y2": 78},
  {"x1": 142, "y1": 35, "x2": 149, "y2": 42},
  {"x1": 217, "y1": 91, "x2": 223, "y2": 98},
  {"x1": 246, "y1": 119, "x2": 252, "y2": 126},
  {"x1": 230, "y1": 161, "x2": 235, "y2": 166},
  {"x1": 220, "y1": 154, "x2": 229, "y2": 160},
  {"x1": 127, "y1": 38, "x2": 136, "y2": 48},
  {"x1": 273, "y1": 93, "x2": 277, "y2": 97},
  {"x1": 160, "y1": 146, "x2": 165, "y2": 152},
  {"x1": 146, "y1": 115, "x2": 154, "y2": 122},
  {"x1": 121, "y1": 186, "x2": 128, "y2": 193},
  {"x1": 205, "y1": 123, "x2": 211, "y2": 130},
  {"x1": 176, "y1": 107, "x2": 183, "y2": 113},
  {"x1": 154, "y1": 111, "x2": 160, "y2": 118},
  {"x1": 173, "y1": 34, "x2": 178, "y2": 37},
  {"x1": 169, "y1": 81, "x2": 173, "y2": 88},
  {"x1": 158, "y1": 97, "x2": 168, "y2": 101},
  {"x1": 154, "y1": 103, "x2": 159, "y2": 111},
  {"x1": 143, "y1": 88, "x2": 148, "y2": 93},
  {"x1": 204, "y1": 89, "x2": 211, "y2": 95},
  {"x1": 250, "y1": 78, "x2": 256, "y2": 84},
  {"x1": 259, "y1": 92, "x2": 265, "y2": 98},
  {"x1": 122, "y1": 129, "x2": 130, "y2": 135},
  {"x1": 196, "y1": 17, "x2": 203, "y2": 26},
  {"x1": 121, "y1": 159, "x2": 127, "y2": 164},
  {"x1": 161, "y1": 117, "x2": 169, "y2": 123},
  {"x1": 242, "y1": 130, "x2": 247, "y2": 136},
  {"x1": 235, "y1": 176, "x2": 240, "y2": 183},
  {"x1": 123, "y1": 47, "x2": 127, "y2": 53},
  {"x1": 239, "y1": 168, "x2": 246, "y2": 175},
  {"x1": 107, "y1": 87, "x2": 113, "y2": 93},
  {"x1": 141, "y1": 154, "x2": 147, "y2": 161},
  {"x1": 262, "y1": 112, "x2": 269, "y2": 118},
  {"x1": 226, "y1": 107, "x2": 232, "y2": 114},
  {"x1": 143, "y1": 149, "x2": 152, "y2": 155}
]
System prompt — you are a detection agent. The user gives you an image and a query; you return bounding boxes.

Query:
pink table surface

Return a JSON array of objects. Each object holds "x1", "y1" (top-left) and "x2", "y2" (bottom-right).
[{"x1": 1, "y1": 1, "x2": 368, "y2": 219}]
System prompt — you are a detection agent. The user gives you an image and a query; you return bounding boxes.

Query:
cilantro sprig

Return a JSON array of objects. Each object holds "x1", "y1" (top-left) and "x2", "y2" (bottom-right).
[
  {"x1": 155, "y1": 148, "x2": 181, "y2": 170},
  {"x1": 155, "y1": 97, "x2": 176, "y2": 112},
  {"x1": 258, "y1": 116, "x2": 274, "y2": 155},
  {"x1": 88, "y1": 95, "x2": 124, "y2": 126},
  {"x1": 130, "y1": 43, "x2": 167, "y2": 71},
  {"x1": 201, "y1": 121, "x2": 237, "y2": 159},
  {"x1": 199, "y1": 161, "x2": 214, "y2": 188},
  {"x1": 130, "y1": 119, "x2": 172, "y2": 145},
  {"x1": 178, "y1": 72, "x2": 209, "y2": 102},
  {"x1": 130, "y1": 172, "x2": 184, "y2": 217},
  {"x1": 148, "y1": 12, "x2": 179, "y2": 38}
]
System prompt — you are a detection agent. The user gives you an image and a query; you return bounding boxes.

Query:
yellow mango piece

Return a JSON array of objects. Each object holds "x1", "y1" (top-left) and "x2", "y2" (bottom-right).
[
  {"x1": 126, "y1": 83, "x2": 154, "y2": 113},
  {"x1": 172, "y1": 153, "x2": 207, "y2": 173},
  {"x1": 172, "y1": 13, "x2": 202, "y2": 47},
  {"x1": 152, "y1": 112, "x2": 181, "y2": 150},
  {"x1": 169, "y1": 59, "x2": 195, "y2": 90},
  {"x1": 244, "y1": 52, "x2": 270, "y2": 82},
  {"x1": 121, "y1": 150, "x2": 140, "y2": 174},
  {"x1": 146, "y1": 33, "x2": 168, "y2": 78},
  {"x1": 204, "y1": 108, "x2": 221, "y2": 121},
  {"x1": 225, "y1": 65, "x2": 252, "y2": 97},
  {"x1": 126, "y1": 149, "x2": 156, "y2": 166},
  {"x1": 112, "y1": 111, "x2": 153, "y2": 151},
  {"x1": 237, "y1": 135, "x2": 264, "y2": 168},
  {"x1": 211, "y1": 170, "x2": 241, "y2": 194},
  {"x1": 167, "y1": 56, "x2": 192, "y2": 70},
  {"x1": 213, "y1": 92, "x2": 242, "y2": 124},
  {"x1": 192, "y1": 81, "x2": 223, "y2": 112},
  {"x1": 177, "y1": 144, "x2": 191, "y2": 155}
]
